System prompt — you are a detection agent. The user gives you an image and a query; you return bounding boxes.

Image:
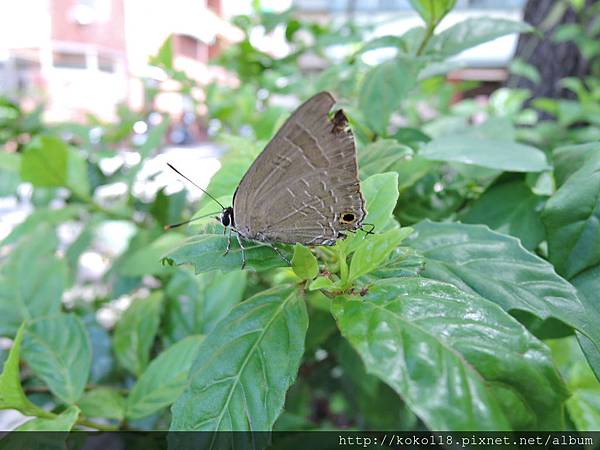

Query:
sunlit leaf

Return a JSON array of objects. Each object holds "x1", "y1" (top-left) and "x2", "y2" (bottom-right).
[{"x1": 333, "y1": 277, "x2": 568, "y2": 430}]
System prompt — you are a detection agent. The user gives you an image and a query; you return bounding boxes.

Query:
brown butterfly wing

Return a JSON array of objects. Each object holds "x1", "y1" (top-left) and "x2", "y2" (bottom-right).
[{"x1": 232, "y1": 91, "x2": 365, "y2": 245}]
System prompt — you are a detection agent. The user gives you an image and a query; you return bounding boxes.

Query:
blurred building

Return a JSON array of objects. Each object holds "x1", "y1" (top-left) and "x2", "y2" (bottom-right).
[{"x1": 0, "y1": 0, "x2": 242, "y2": 122}]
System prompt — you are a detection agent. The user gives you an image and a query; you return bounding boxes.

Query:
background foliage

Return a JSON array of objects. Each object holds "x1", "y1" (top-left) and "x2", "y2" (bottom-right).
[{"x1": 1, "y1": 0, "x2": 600, "y2": 435}]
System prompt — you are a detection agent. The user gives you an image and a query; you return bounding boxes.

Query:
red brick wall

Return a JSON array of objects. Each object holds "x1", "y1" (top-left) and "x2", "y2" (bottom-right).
[{"x1": 50, "y1": 0, "x2": 126, "y2": 52}]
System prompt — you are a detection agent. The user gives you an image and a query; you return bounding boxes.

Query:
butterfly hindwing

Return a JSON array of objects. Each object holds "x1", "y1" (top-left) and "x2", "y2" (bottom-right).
[{"x1": 232, "y1": 92, "x2": 365, "y2": 245}]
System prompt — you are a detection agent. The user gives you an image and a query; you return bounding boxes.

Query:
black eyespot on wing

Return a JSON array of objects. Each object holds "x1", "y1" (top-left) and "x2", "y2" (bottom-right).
[{"x1": 341, "y1": 212, "x2": 356, "y2": 224}]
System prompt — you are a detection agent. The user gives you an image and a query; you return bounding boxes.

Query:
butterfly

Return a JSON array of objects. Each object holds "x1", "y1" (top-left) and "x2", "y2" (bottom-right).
[{"x1": 168, "y1": 91, "x2": 370, "y2": 269}]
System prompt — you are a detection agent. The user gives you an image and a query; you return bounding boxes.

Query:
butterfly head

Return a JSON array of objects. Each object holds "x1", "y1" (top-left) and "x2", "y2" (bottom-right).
[{"x1": 218, "y1": 207, "x2": 234, "y2": 228}]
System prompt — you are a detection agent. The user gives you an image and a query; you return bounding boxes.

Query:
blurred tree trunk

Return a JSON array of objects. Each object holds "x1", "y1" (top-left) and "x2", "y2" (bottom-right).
[{"x1": 507, "y1": 0, "x2": 591, "y2": 100}]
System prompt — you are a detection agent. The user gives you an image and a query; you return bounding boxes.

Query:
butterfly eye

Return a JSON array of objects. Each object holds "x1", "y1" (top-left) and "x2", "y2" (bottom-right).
[{"x1": 340, "y1": 212, "x2": 356, "y2": 224}]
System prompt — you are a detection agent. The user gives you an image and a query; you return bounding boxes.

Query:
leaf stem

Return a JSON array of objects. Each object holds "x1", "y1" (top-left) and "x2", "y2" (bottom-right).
[
  {"x1": 76, "y1": 418, "x2": 120, "y2": 431},
  {"x1": 416, "y1": 23, "x2": 435, "y2": 56}
]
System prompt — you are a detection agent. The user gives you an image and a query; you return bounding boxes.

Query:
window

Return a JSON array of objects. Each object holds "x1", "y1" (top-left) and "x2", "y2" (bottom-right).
[
  {"x1": 53, "y1": 51, "x2": 87, "y2": 69},
  {"x1": 98, "y1": 54, "x2": 115, "y2": 72}
]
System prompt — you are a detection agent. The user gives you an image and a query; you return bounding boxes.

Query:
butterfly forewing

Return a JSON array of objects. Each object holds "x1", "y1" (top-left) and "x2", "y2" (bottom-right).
[{"x1": 232, "y1": 92, "x2": 365, "y2": 245}]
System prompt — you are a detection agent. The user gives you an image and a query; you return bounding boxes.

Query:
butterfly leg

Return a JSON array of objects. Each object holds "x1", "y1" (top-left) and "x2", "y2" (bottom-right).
[
  {"x1": 223, "y1": 227, "x2": 232, "y2": 256},
  {"x1": 235, "y1": 231, "x2": 247, "y2": 269},
  {"x1": 265, "y1": 242, "x2": 291, "y2": 265}
]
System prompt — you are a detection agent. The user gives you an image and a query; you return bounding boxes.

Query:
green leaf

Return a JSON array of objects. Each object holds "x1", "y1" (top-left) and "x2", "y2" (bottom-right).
[
  {"x1": 553, "y1": 142, "x2": 600, "y2": 187},
  {"x1": 201, "y1": 270, "x2": 248, "y2": 334},
  {"x1": 170, "y1": 285, "x2": 308, "y2": 431},
  {"x1": 138, "y1": 118, "x2": 170, "y2": 161},
  {"x1": 571, "y1": 265, "x2": 600, "y2": 380},
  {"x1": 409, "y1": 0, "x2": 456, "y2": 26},
  {"x1": 162, "y1": 223, "x2": 291, "y2": 273},
  {"x1": 291, "y1": 245, "x2": 318, "y2": 280},
  {"x1": 309, "y1": 276, "x2": 334, "y2": 291},
  {"x1": 113, "y1": 293, "x2": 163, "y2": 376},
  {"x1": 332, "y1": 277, "x2": 568, "y2": 430},
  {"x1": 0, "y1": 151, "x2": 20, "y2": 172},
  {"x1": 66, "y1": 148, "x2": 91, "y2": 199},
  {"x1": 22, "y1": 314, "x2": 91, "y2": 404},
  {"x1": 164, "y1": 269, "x2": 247, "y2": 342},
  {"x1": 0, "y1": 152, "x2": 21, "y2": 197},
  {"x1": 408, "y1": 221, "x2": 597, "y2": 351},
  {"x1": 509, "y1": 58, "x2": 541, "y2": 84},
  {"x1": 15, "y1": 405, "x2": 80, "y2": 431},
  {"x1": 462, "y1": 181, "x2": 546, "y2": 250},
  {"x1": 20, "y1": 135, "x2": 68, "y2": 187},
  {"x1": 0, "y1": 324, "x2": 50, "y2": 417},
  {"x1": 120, "y1": 233, "x2": 185, "y2": 277},
  {"x1": 358, "y1": 139, "x2": 413, "y2": 180},
  {"x1": 549, "y1": 337, "x2": 600, "y2": 430},
  {"x1": 0, "y1": 228, "x2": 66, "y2": 337},
  {"x1": 541, "y1": 161, "x2": 600, "y2": 279},
  {"x1": 349, "y1": 228, "x2": 413, "y2": 282},
  {"x1": 126, "y1": 335, "x2": 203, "y2": 420},
  {"x1": 151, "y1": 34, "x2": 173, "y2": 69},
  {"x1": 419, "y1": 136, "x2": 551, "y2": 172},
  {"x1": 78, "y1": 387, "x2": 125, "y2": 420},
  {"x1": 359, "y1": 58, "x2": 421, "y2": 135},
  {"x1": 428, "y1": 18, "x2": 532, "y2": 57}
]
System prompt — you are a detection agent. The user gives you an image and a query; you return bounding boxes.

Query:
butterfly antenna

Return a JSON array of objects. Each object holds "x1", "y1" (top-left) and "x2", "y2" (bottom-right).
[
  {"x1": 164, "y1": 211, "x2": 222, "y2": 230},
  {"x1": 167, "y1": 163, "x2": 225, "y2": 210}
]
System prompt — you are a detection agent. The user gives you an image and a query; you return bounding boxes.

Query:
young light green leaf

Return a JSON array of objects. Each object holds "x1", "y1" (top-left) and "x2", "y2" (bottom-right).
[
  {"x1": 427, "y1": 18, "x2": 532, "y2": 57},
  {"x1": 162, "y1": 224, "x2": 291, "y2": 273},
  {"x1": 150, "y1": 35, "x2": 174, "y2": 70},
  {"x1": 0, "y1": 228, "x2": 66, "y2": 337},
  {"x1": 291, "y1": 245, "x2": 318, "y2": 280},
  {"x1": 419, "y1": 136, "x2": 551, "y2": 172},
  {"x1": 126, "y1": 335, "x2": 203, "y2": 420},
  {"x1": 170, "y1": 285, "x2": 308, "y2": 431},
  {"x1": 409, "y1": 0, "x2": 456, "y2": 26},
  {"x1": 78, "y1": 387, "x2": 125, "y2": 420},
  {"x1": 0, "y1": 324, "x2": 51, "y2": 417},
  {"x1": 359, "y1": 58, "x2": 421, "y2": 135},
  {"x1": 541, "y1": 162, "x2": 600, "y2": 279},
  {"x1": 309, "y1": 276, "x2": 335, "y2": 291},
  {"x1": 462, "y1": 181, "x2": 546, "y2": 250},
  {"x1": 15, "y1": 406, "x2": 80, "y2": 431},
  {"x1": 113, "y1": 292, "x2": 163, "y2": 376},
  {"x1": 338, "y1": 172, "x2": 400, "y2": 255},
  {"x1": 20, "y1": 135, "x2": 68, "y2": 187},
  {"x1": 332, "y1": 278, "x2": 568, "y2": 430},
  {"x1": 22, "y1": 314, "x2": 91, "y2": 404},
  {"x1": 408, "y1": 221, "x2": 600, "y2": 361},
  {"x1": 349, "y1": 228, "x2": 413, "y2": 282}
]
